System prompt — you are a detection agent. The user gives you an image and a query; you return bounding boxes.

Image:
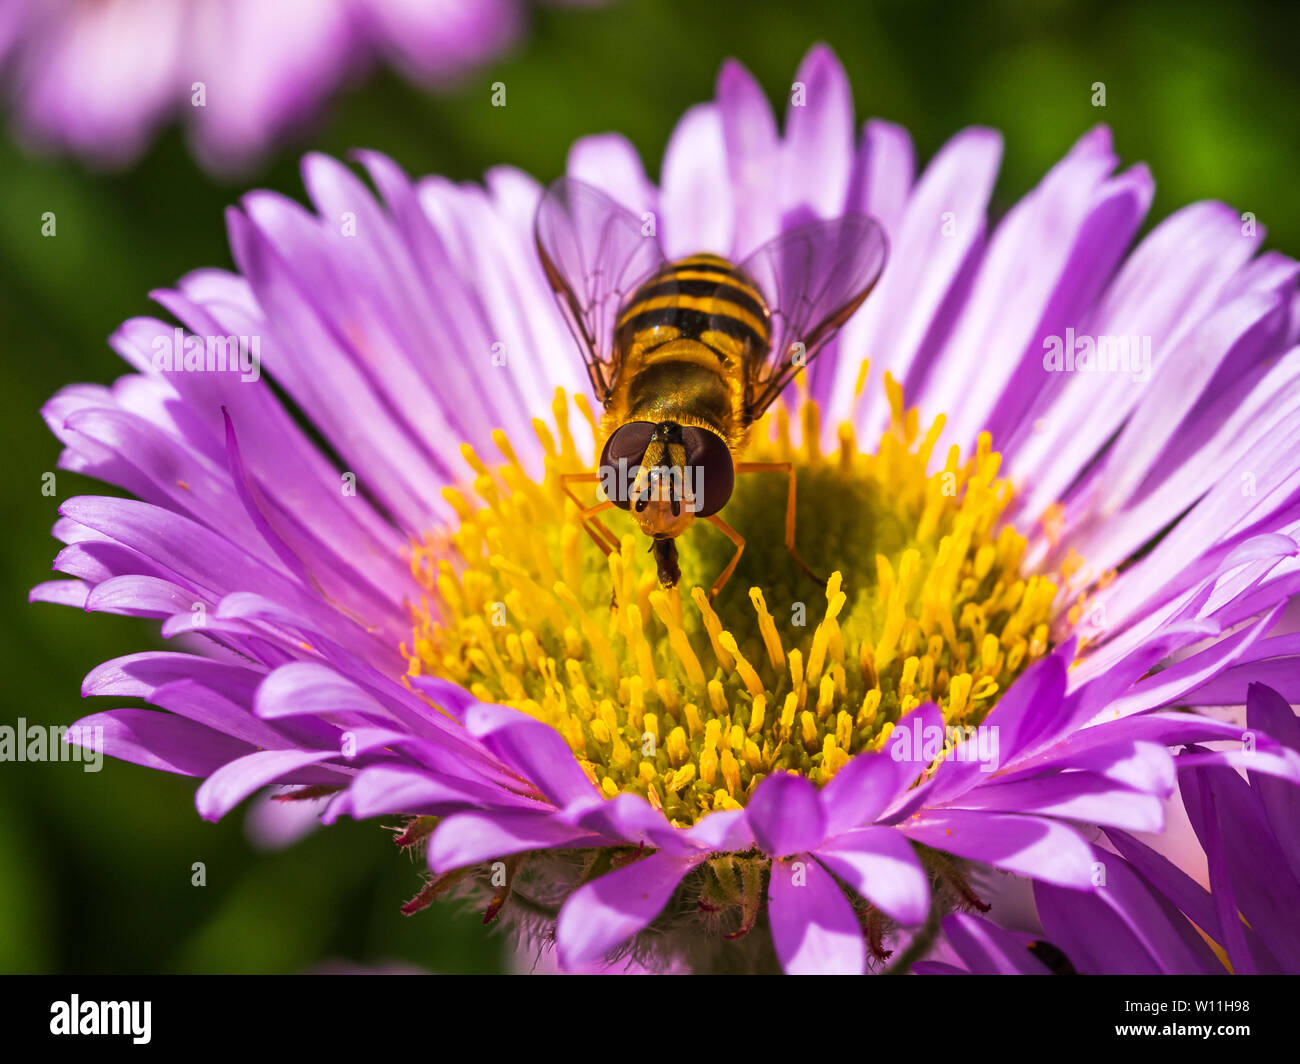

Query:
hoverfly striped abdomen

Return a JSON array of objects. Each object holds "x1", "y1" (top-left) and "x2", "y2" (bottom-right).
[
  {"x1": 615, "y1": 253, "x2": 772, "y2": 363},
  {"x1": 613, "y1": 254, "x2": 771, "y2": 432}
]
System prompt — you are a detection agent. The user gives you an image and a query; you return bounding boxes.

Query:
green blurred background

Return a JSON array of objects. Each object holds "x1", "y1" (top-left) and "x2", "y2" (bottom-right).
[{"x1": 1, "y1": 0, "x2": 1297, "y2": 973}]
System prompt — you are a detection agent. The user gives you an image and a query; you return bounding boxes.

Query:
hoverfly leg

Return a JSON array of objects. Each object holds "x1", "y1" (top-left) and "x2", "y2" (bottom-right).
[
  {"x1": 735, "y1": 461, "x2": 825, "y2": 588},
  {"x1": 703, "y1": 515, "x2": 745, "y2": 602},
  {"x1": 560, "y1": 472, "x2": 620, "y2": 556},
  {"x1": 577, "y1": 499, "x2": 619, "y2": 553},
  {"x1": 561, "y1": 471, "x2": 621, "y2": 612}
]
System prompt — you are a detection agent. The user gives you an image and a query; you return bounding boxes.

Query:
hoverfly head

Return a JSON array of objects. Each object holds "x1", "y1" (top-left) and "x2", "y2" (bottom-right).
[{"x1": 598, "y1": 421, "x2": 734, "y2": 541}]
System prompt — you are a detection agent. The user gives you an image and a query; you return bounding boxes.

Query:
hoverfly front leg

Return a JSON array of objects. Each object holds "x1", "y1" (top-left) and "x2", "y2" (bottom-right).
[
  {"x1": 704, "y1": 515, "x2": 746, "y2": 601},
  {"x1": 735, "y1": 462, "x2": 825, "y2": 588},
  {"x1": 561, "y1": 471, "x2": 621, "y2": 609},
  {"x1": 560, "y1": 472, "x2": 619, "y2": 555}
]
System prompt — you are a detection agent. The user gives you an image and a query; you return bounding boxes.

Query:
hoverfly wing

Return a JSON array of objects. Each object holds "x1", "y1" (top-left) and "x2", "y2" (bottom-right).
[
  {"x1": 739, "y1": 214, "x2": 888, "y2": 420},
  {"x1": 534, "y1": 178, "x2": 666, "y2": 404}
]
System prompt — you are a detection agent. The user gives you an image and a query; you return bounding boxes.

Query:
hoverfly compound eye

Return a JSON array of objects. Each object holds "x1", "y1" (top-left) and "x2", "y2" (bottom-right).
[
  {"x1": 598, "y1": 421, "x2": 656, "y2": 511},
  {"x1": 681, "y1": 427, "x2": 734, "y2": 518}
]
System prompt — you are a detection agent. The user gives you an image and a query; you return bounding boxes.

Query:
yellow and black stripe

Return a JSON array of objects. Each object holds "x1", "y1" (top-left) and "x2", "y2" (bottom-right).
[{"x1": 616, "y1": 253, "x2": 771, "y2": 358}]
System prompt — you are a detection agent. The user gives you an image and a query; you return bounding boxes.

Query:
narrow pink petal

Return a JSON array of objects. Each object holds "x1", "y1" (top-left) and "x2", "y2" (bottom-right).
[
  {"x1": 428, "y1": 810, "x2": 605, "y2": 873},
  {"x1": 746, "y1": 772, "x2": 826, "y2": 857},
  {"x1": 899, "y1": 810, "x2": 1095, "y2": 887},
  {"x1": 768, "y1": 855, "x2": 866, "y2": 975},
  {"x1": 823, "y1": 702, "x2": 941, "y2": 833},
  {"x1": 464, "y1": 701, "x2": 598, "y2": 806},
  {"x1": 556, "y1": 853, "x2": 702, "y2": 970},
  {"x1": 195, "y1": 748, "x2": 348, "y2": 820},
  {"x1": 815, "y1": 826, "x2": 929, "y2": 924}
]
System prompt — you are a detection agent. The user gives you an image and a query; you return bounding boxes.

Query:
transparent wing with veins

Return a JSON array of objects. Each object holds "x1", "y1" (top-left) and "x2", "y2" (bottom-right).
[
  {"x1": 740, "y1": 214, "x2": 888, "y2": 420},
  {"x1": 534, "y1": 177, "x2": 666, "y2": 404}
]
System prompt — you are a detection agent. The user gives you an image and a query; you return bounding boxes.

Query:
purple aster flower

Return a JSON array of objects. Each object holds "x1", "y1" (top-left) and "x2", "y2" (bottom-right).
[
  {"x1": 0, "y1": 0, "x2": 571, "y2": 173},
  {"x1": 1016, "y1": 682, "x2": 1300, "y2": 974},
  {"x1": 33, "y1": 44, "x2": 1300, "y2": 974}
]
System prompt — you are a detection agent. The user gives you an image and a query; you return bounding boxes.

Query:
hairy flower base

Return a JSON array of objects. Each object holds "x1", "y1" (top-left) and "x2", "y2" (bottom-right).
[
  {"x1": 400, "y1": 825, "x2": 994, "y2": 974},
  {"x1": 403, "y1": 370, "x2": 1059, "y2": 827}
]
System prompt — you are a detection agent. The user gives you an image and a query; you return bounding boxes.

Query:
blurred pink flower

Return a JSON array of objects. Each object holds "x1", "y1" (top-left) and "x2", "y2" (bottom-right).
[{"x1": 0, "y1": 0, "x2": 580, "y2": 174}]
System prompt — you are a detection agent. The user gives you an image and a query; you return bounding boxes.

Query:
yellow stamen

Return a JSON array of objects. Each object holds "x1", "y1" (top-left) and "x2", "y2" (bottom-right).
[{"x1": 403, "y1": 380, "x2": 1060, "y2": 825}]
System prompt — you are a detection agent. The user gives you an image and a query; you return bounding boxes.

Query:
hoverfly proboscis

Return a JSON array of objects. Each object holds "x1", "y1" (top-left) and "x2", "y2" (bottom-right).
[{"x1": 535, "y1": 178, "x2": 888, "y2": 601}]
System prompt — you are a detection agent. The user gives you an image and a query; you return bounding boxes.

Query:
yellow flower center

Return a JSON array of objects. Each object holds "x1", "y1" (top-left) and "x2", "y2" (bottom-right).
[{"x1": 402, "y1": 367, "x2": 1057, "y2": 826}]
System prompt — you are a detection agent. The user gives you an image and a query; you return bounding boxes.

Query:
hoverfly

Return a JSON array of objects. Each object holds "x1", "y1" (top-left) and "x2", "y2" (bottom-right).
[{"x1": 536, "y1": 178, "x2": 887, "y2": 599}]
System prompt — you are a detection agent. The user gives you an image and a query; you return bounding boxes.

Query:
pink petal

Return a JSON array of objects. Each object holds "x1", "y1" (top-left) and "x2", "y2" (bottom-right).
[
  {"x1": 815, "y1": 826, "x2": 929, "y2": 925},
  {"x1": 556, "y1": 852, "x2": 703, "y2": 970},
  {"x1": 899, "y1": 810, "x2": 1095, "y2": 887},
  {"x1": 747, "y1": 772, "x2": 826, "y2": 857},
  {"x1": 768, "y1": 855, "x2": 865, "y2": 975}
]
